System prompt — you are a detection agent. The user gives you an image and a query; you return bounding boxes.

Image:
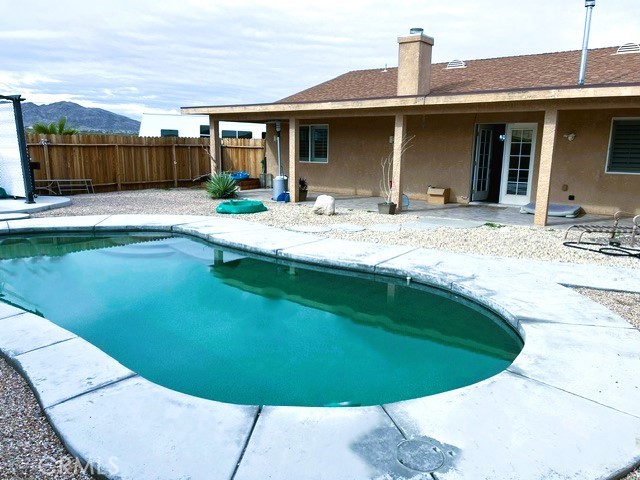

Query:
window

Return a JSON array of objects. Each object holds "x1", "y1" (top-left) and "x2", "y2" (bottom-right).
[
  {"x1": 606, "y1": 119, "x2": 640, "y2": 174},
  {"x1": 221, "y1": 130, "x2": 253, "y2": 139},
  {"x1": 199, "y1": 125, "x2": 210, "y2": 137},
  {"x1": 221, "y1": 130, "x2": 236, "y2": 139},
  {"x1": 160, "y1": 129, "x2": 179, "y2": 137},
  {"x1": 299, "y1": 125, "x2": 328, "y2": 163}
]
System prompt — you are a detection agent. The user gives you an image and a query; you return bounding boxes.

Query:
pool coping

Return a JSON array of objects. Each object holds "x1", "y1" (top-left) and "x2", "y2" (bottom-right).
[{"x1": 0, "y1": 214, "x2": 639, "y2": 480}]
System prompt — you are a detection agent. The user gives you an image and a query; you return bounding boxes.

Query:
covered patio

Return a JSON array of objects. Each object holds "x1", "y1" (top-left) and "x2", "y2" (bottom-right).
[
  {"x1": 183, "y1": 32, "x2": 639, "y2": 228},
  {"x1": 238, "y1": 188, "x2": 611, "y2": 227}
]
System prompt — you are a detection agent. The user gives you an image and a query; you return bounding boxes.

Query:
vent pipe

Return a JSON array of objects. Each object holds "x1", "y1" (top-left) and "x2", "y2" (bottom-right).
[{"x1": 578, "y1": 0, "x2": 596, "y2": 86}]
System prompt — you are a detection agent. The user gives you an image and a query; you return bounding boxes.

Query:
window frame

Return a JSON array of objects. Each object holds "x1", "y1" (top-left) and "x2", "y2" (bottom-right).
[
  {"x1": 160, "y1": 129, "x2": 179, "y2": 137},
  {"x1": 298, "y1": 124, "x2": 329, "y2": 164},
  {"x1": 605, "y1": 117, "x2": 640, "y2": 175}
]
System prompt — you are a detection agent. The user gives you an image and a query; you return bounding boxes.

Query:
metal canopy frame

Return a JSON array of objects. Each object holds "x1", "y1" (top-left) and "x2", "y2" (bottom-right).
[{"x1": 0, "y1": 94, "x2": 35, "y2": 203}]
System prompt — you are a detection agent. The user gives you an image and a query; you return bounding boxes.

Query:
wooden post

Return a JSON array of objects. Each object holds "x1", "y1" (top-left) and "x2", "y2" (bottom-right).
[
  {"x1": 391, "y1": 114, "x2": 406, "y2": 212},
  {"x1": 114, "y1": 145, "x2": 122, "y2": 191},
  {"x1": 172, "y1": 144, "x2": 178, "y2": 187},
  {"x1": 142, "y1": 137, "x2": 150, "y2": 184},
  {"x1": 209, "y1": 117, "x2": 221, "y2": 174},
  {"x1": 41, "y1": 136, "x2": 51, "y2": 179},
  {"x1": 289, "y1": 118, "x2": 299, "y2": 202},
  {"x1": 534, "y1": 108, "x2": 558, "y2": 227}
]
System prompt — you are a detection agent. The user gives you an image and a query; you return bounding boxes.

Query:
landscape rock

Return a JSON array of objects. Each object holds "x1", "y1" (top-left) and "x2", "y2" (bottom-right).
[{"x1": 312, "y1": 195, "x2": 335, "y2": 216}]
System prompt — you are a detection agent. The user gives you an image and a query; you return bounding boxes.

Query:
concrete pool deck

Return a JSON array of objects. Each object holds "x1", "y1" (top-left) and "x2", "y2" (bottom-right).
[{"x1": 0, "y1": 214, "x2": 639, "y2": 479}]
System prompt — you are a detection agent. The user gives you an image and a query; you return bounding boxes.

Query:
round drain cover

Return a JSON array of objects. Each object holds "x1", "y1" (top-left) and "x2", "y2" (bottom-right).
[{"x1": 396, "y1": 438, "x2": 445, "y2": 472}]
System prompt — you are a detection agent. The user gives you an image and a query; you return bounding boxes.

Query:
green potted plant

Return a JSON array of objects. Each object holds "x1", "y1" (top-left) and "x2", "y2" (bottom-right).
[{"x1": 299, "y1": 177, "x2": 308, "y2": 202}]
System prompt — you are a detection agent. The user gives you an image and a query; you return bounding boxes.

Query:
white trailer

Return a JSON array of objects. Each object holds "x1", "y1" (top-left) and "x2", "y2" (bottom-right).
[{"x1": 139, "y1": 113, "x2": 265, "y2": 139}]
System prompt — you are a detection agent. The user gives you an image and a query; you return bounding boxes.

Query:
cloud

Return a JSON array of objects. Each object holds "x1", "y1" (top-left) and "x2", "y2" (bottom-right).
[
  {"x1": 0, "y1": 29, "x2": 70, "y2": 40},
  {"x1": 1, "y1": 0, "x2": 638, "y2": 121}
]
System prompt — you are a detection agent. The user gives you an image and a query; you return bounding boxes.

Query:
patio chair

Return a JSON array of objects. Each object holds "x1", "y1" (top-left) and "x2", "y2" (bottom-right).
[{"x1": 564, "y1": 211, "x2": 639, "y2": 247}]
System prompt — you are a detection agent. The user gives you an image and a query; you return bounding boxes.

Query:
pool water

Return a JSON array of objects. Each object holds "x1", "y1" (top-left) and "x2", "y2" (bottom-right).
[{"x1": 0, "y1": 233, "x2": 522, "y2": 407}]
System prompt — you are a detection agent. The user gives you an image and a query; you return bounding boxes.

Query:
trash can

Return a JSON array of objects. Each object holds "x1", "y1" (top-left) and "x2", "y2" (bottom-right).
[
  {"x1": 260, "y1": 173, "x2": 273, "y2": 188},
  {"x1": 273, "y1": 175, "x2": 288, "y2": 201}
]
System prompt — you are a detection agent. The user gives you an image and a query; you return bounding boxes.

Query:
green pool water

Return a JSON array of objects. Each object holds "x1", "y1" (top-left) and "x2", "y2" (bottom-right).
[{"x1": 0, "y1": 233, "x2": 522, "y2": 407}]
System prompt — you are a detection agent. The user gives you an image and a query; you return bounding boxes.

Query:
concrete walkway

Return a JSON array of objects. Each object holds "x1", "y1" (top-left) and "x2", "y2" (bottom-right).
[
  {"x1": 0, "y1": 195, "x2": 70, "y2": 214},
  {"x1": 0, "y1": 215, "x2": 639, "y2": 479},
  {"x1": 240, "y1": 189, "x2": 611, "y2": 227}
]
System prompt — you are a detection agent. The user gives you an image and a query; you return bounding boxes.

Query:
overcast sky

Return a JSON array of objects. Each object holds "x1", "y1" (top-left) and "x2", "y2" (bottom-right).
[{"x1": 1, "y1": 0, "x2": 638, "y2": 120}]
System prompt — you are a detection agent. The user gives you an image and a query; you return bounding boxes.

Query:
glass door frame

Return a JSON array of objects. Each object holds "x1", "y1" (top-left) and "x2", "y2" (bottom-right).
[
  {"x1": 499, "y1": 123, "x2": 538, "y2": 206},
  {"x1": 471, "y1": 125, "x2": 494, "y2": 201}
]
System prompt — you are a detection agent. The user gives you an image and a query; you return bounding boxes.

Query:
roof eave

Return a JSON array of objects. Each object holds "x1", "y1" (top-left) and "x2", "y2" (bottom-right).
[{"x1": 181, "y1": 84, "x2": 640, "y2": 117}]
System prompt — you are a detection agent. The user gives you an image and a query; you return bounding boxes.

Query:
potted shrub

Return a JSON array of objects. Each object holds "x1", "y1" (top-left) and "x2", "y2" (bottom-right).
[
  {"x1": 378, "y1": 135, "x2": 414, "y2": 214},
  {"x1": 378, "y1": 157, "x2": 396, "y2": 214},
  {"x1": 299, "y1": 177, "x2": 308, "y2": 202}
]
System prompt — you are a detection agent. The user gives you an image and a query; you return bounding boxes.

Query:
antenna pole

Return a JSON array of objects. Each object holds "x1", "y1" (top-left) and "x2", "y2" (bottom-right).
[{"x1": 578, "y1": 0, "x2": 596, "y2": 86}]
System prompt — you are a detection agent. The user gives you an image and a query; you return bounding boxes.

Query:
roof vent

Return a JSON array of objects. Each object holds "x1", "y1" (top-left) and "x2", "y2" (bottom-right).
[
  {"x1": 409, "y1": 27, "x2": 424, "y2": 35},
  {"x1": 615, "y1": 43, "x2": 640, "y2": 54},
  {"x1": 446, "y1": 59, "x2": 467, "y2": 69}
]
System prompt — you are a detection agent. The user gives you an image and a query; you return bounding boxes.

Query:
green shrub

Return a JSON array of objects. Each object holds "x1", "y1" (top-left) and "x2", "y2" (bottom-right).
[{"x1": 206, "y1": 172, "x2": 238, "y2": 199}]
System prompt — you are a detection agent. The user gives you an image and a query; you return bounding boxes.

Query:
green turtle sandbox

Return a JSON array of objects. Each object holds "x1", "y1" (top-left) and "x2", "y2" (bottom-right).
[{"x1": 216, "y1": 199, "x2": 267, "y2": 214}]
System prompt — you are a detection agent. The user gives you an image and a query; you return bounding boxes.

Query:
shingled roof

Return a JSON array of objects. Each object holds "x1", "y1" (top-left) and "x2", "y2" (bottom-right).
[{"x1": 278, "y1": 47, "x2": 640, "y2": 104}]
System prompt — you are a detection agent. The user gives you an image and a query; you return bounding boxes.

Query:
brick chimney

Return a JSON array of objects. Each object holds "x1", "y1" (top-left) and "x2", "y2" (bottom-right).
[{"x1": 397, "y1": 28, "x2": 434, "y2": 96}]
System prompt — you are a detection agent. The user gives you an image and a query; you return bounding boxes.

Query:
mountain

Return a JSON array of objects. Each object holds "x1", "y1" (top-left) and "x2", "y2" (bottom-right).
[{"x1": 21, "y1": 101, "x2": 140, "y2": 134}]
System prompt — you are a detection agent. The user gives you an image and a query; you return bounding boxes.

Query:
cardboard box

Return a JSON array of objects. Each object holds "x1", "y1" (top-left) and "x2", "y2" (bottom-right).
[{"x1": 427, "y1": 187, "x2": 450, "y2": 204}]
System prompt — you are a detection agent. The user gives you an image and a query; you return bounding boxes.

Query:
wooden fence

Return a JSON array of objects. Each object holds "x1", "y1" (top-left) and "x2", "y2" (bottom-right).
[
  {"x1": 221, "y1": 138, "x2": 265, "y2": 178},
  {"x1": 25, "y1": 134, "x2": 266, "y2": 194}
]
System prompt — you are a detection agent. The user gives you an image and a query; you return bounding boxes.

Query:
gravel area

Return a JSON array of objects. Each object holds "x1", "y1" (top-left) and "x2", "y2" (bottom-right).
[
  {"x1": 1, "y1": 187, "x2": 637, "y2": 479},
  {"x1": 33, "y1": 188, "x2": 640, "y2": 269},
  {"x1": 0, "y1": 357, "x2": 92, "y2": 479}
]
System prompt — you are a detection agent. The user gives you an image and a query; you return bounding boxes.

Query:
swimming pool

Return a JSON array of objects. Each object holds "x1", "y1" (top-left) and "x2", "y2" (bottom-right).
[
  {"x1": 1, "y1": 215, "x2": 638, "y2": 480},
  {"x1": 0, "y1": 233, "x2": 522, "y2": 407}
]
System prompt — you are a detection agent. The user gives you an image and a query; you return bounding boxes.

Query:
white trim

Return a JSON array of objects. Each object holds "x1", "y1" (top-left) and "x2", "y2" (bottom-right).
[
  {"x1": 499, "y1": 123, "x2": 538, "y2": 206},
  {"x1": 605, "y1": 117, "x2": 640, "y2": 176},
  {"x1": 182, "y1": 85, "x2": 640, "y2": 117}
]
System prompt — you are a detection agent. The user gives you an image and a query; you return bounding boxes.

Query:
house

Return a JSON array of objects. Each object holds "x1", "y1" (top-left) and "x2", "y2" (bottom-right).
[
  {"x1": 138, "y1": 113, "x2": 265, "y2": 139},
  {"x1": 182, "y1": 30, "x2": 640, "y2": 225}
]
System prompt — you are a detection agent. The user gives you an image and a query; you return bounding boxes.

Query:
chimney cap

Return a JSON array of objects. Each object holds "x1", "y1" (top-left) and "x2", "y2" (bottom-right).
[{"x1": 409, "y1": 27, "x2": 424, "y2": 35}]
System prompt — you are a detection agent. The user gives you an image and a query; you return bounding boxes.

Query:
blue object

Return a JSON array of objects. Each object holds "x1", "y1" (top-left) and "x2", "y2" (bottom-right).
[
  {"x1": 276, "y1": 191, "x2": 290, "y2": 203},
  {"x1": 230, "y1": 171, "x2": 250, "y2": 181}
]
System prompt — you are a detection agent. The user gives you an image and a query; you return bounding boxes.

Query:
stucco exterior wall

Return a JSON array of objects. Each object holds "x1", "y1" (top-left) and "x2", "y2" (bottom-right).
[
  {"x1": 402, "y1": 114, "x2": 475, "y2": 202},
  {"x1": 551, "y1": 108, "x2": 640, "y2": 215},
  {"x1": 263, "y1": 109, "x2": 639, "y2": 214},
  {"x1": 267, "y1": 117, "x2": 396, "y2": 195}
]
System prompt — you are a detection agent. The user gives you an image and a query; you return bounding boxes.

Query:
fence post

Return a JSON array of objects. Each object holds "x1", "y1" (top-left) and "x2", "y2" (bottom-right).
[
  {"x1": 172, "y1": 144, "x2": 178, "y2": 187},
  {"x1": 114, "y1": 144, "x2": 122, "y2": 191},
  {"x1": 41, "y1": 135, "x2": 52, "y2": 179}
]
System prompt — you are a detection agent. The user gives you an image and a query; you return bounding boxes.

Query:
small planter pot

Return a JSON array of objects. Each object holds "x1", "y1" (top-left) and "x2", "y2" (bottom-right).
[
  {"x1": 299, "y1": 190, "x2": 308, "y2": 202},
  {"x1": 378, "y1": 202, "x2": 396, "y2": 214}
]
